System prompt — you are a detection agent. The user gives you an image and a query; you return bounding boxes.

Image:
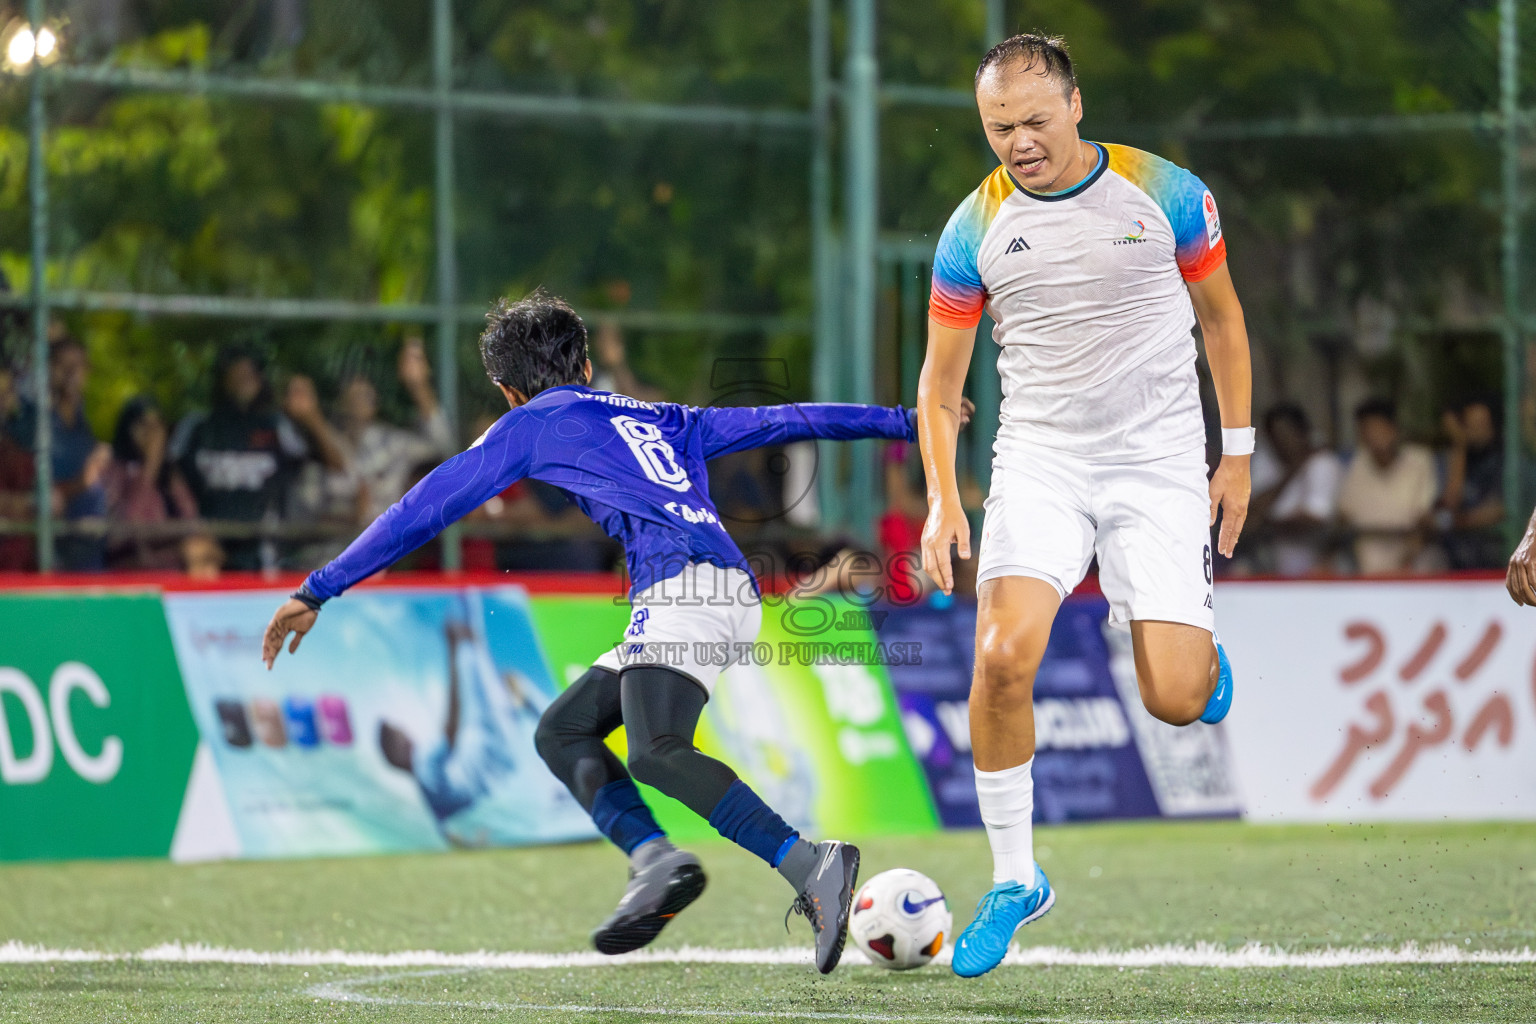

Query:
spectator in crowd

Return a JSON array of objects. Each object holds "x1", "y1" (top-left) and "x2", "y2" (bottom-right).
[
  {"x1": 589, "y1": 321, "x2": 664, "y2": 402},
  {"x1": 0, "y1": 358, "x2": 20, "y2": 437},
  {"x1": 1436, "y1": 397, "x2": 1507, "y2": 569},
  {"x1": 102, "y1": 395, "x2": 199, "y2": 569},
  {"x1": 180, "y1": 532, "x2": 226, "y2": 581},
  {"x1": 1247, "y1": 403, "x2": 1341, "y2": 576},
  {"x1": 335, "y1": 337, "x2": 455, "y2": 520},
  {"x1": 0, "y1": 362, "x2": 38, "y2": 571},
  {"x1": 10, "y1": 336, "x2": 111, "y2": 571},
  {"x1": 286, "y1": 338, "x2": 455, "y2": 565},
  {"x1": 1338, "y1": 398, "x2": 1438, "y2": 575},
  {"x1": 171, "y1": 346, "x2": 345, "y2": 571},
  {"x1": 875, "y1": 436, "x2": 985, "y2": 601}
]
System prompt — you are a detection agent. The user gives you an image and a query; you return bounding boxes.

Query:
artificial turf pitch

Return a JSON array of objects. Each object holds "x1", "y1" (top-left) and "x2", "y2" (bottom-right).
[{"x1": 0, "y1": 820, "x2": 1531, "y2": 1022}]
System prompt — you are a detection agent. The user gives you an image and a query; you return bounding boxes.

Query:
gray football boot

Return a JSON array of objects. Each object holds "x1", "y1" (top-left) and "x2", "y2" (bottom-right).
[
  {"x1": 591, "y1": 840, "x2": 706, "y2": 955},
  {"x1": 785, "y1": 840, "x2": 861, "y2": 974}
]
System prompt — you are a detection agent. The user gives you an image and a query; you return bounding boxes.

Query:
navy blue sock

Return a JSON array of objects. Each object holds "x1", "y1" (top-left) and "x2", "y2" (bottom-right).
[
  {"x1": 707, "y1": 779, "x2": 797, "y2": 866},
  {"x1": 589, "y1": 778, "x2": 665, "y2": 854}
]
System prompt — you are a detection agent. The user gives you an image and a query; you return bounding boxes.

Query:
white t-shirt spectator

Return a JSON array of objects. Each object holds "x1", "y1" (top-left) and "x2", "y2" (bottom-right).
[{"x1": 1338, "y1": 444, "x2": 1438, "y2": 574}]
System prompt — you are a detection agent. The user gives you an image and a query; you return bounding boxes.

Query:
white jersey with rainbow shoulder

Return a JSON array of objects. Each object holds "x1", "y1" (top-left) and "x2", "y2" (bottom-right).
[{"x1": 930, "y1": 141, "x2": 1226, "y2": 463}]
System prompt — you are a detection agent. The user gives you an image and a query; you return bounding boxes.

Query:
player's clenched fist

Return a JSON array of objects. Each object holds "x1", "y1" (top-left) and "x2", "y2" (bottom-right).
[{"x1": 922, "y1": 497, "x2": 971, "y2": 596}]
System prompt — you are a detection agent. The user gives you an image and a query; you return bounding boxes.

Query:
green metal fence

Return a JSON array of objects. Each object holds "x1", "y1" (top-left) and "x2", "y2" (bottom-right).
[
  {"x1": 6, "y1": 0, "x2": 841, "y2": 570},
  {"x1": 4, "y1": 0, "x2": 1532, "y2": 572}
]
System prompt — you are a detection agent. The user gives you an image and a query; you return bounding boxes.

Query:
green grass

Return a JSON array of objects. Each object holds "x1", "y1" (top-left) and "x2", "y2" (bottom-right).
[{"x1": 0, "y1": 820, "x2": 1533, "y2": 1022}]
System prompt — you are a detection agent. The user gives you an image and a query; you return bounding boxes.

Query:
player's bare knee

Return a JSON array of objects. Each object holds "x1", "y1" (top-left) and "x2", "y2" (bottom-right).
[
  {"x1": 1138, "y1": 667, "x2": 1208, "y2": 726},
  {"x1": 1147, "y1": 695, "x2": 1205, "y2": 727},
  {"x1": 973, "y1": 631, "x2": 1042, "y2": 705}
]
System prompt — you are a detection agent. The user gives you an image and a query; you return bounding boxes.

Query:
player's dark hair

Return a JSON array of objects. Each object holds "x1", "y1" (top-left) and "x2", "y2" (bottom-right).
[
  {"x1": 1354, "y1": 397, "x2": 1397, "y2": 424},
  {"x1": 975, "y1": 32, "x2": 1076, "y2": 99},
  {"x1": 1264, "y1": 402, "x2": 1310, "y2": 436},
  {"x1": 479, "y1": 289, "x2": 589, "y2": 399}
]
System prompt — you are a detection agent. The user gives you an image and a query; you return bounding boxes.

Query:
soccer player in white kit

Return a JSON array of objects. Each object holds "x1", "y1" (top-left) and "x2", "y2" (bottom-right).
[{"x1": 915, "y1": 35, "x2": 1254, "y2": 978}]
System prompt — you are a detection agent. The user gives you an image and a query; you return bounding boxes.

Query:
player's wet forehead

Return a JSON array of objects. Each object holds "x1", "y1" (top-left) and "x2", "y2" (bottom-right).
[{"x1": 976, "y1": 60, "x2": 1072, "y2": 123}]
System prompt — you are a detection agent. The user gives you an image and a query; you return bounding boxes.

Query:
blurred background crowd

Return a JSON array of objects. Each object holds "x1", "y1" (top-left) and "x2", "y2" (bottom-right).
[
  {"x1": 1228, "y1": 394, "x2": 1524, "y2": 577},
  {"x1": 0, "y1": 317, "x2": 653, "y2": 577},
  {"x1": 1, "y1": 309, "x2": 1527, "y2": 585}
]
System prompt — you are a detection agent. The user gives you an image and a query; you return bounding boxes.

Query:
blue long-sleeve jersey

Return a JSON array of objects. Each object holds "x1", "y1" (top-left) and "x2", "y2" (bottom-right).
[{"x1": 305, "y1": 385, "x2": 917, "y2": 601}]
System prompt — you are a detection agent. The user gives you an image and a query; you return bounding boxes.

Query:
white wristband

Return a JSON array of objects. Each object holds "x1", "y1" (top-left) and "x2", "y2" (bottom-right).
[{"x1": 1221, "y1": 427, "x2": 1256, "y2": 456}]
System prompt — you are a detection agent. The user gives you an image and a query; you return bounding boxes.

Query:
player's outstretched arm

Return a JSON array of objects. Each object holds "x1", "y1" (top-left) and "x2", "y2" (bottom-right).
[
  {"x1": 695, "y1": 401, "x2": 923, "y2": 458},
  {"x1": 917, "y1": 318, "x2": 977, "y2": 595},
  {"x1": 1508, "y1": 505, "x2": 1536, "y2": 606},
  {"x1": 261, "y1": 412, "x2": 534, "y2": 668},
  {"x1": 1188, "y1": 262, "x2": 1253, "y2": 559},
  {"x1": 307, "y1": 414, "x2": 532, "y2": 599}
]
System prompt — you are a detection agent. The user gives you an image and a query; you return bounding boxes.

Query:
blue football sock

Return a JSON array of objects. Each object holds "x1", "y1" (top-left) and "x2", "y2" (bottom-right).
[
  {"x1": 707, "y1": 779, "x2": 797, "y2": 866},
  {"x1": 589, "y1": 778, "x2": 665, "y2": 855}
]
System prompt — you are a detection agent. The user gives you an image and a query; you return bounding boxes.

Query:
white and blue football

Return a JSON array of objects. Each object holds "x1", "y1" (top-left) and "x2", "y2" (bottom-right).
[{"x1": 848, "y1": 868, "x2": 952, "y2": 970}]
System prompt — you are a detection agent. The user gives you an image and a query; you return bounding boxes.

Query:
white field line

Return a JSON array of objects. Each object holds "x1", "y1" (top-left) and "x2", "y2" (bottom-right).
[
  {"x1": 1, "y1": 939, "x2": 1534, "y2": 969},
  {"x1": 307, "y1": 968, "x2": 1024, "y2": 1022}
]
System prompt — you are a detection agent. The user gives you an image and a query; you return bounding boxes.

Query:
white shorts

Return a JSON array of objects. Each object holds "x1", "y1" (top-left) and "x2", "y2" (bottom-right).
[
  {"x1": 977, "y1": 442, "x2": 1215, "y2": 633},
  {"x1": 594, "y1": 562, "x2": 762, "y2": 696}
]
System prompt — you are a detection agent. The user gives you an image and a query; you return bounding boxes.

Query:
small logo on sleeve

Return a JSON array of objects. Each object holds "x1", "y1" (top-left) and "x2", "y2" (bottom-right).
[
  {"x1": 1202, "y1": 191, "x2": 1222, "y2": 246},
  {"x1": 1004, "y1": 237, "x2": 1031, "y2": 254}
]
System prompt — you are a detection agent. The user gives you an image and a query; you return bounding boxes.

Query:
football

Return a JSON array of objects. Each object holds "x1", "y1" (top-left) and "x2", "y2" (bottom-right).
[{"x1": 848, "y1": 868, "x2": 953, "y2": 970}]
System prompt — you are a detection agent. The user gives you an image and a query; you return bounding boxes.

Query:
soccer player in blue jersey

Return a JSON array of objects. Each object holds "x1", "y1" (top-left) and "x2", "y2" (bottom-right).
[{"x1": 262, "y1": 289, "x2": 924, "y2": 973}]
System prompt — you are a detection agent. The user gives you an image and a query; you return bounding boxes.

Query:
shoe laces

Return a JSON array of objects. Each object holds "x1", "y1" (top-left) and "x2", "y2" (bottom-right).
[
  {"x1": 784, "y1": 891, "x2": 823, "y2": 934},
  {"x1": 971, "y1": 889, "x2": 1006, "y2": 929}
]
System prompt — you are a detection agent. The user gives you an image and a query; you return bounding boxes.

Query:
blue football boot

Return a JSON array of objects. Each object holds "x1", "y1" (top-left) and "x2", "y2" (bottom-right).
[
  {"x1": 951, "y1": 866, "x2": 1055, "y2": 978},
  {"x1": 1200, "y1": 641, "x2": 1234, "y2": 724}
]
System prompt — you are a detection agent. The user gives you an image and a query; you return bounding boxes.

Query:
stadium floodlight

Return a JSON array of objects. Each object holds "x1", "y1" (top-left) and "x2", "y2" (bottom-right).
[{"x1": 2, "y1": 20, "x2": 61, "y2": 71}]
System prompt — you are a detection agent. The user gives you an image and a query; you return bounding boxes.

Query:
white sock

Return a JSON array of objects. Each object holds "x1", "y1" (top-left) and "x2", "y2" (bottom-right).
[{"x1": 974, "y1": 758, "x2": 1036, "y2": 888}]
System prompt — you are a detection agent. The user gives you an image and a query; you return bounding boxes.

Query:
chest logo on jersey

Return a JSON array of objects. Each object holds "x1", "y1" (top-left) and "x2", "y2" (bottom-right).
[
  {"x1": 1004, "y1": 237, "x2": 1031, "y2": 254},
  {"x1": 1113, "y1": 218, "x2": 1149, "y2": 245}
]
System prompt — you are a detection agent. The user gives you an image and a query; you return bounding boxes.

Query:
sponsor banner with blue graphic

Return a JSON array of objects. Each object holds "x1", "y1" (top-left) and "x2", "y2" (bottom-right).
[
  {"x1": 163, "y1": 587, "x2": 597, "y2": 858},
  {"x1": 875, "y1": 595, "x2": 1241, "y2": 828}
]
